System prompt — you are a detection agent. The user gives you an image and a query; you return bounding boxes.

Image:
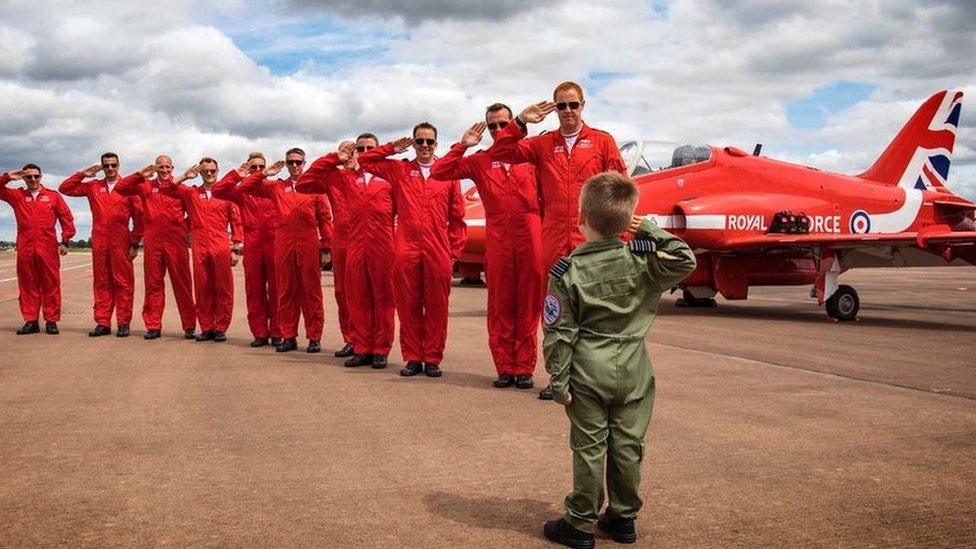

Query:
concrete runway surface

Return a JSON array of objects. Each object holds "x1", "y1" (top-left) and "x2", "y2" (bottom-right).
[{"x1": 0, "y1": 251, "x2": 974, "y2": 547}]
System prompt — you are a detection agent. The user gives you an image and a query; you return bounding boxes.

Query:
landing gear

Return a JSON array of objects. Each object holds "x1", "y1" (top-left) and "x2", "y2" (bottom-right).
[
  {"x1": 676, "y1": 288, "x2": 717, "y2": 308},
  {"x1": 825, "y1": 284, "x2": 859, "y2": 321}
]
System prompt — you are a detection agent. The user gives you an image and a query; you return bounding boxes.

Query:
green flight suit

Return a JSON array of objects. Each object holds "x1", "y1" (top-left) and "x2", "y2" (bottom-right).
[{"x1": 543, "y1": 218, "x2": 696, "y2": 532}]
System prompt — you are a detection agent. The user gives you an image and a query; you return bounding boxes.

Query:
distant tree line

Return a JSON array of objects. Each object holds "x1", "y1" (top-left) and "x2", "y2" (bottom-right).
[{"x1": 0, "y1": 239, "x2": 93, "y2": 250}]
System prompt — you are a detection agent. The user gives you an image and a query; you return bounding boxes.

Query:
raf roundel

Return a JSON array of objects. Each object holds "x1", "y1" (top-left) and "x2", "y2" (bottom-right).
[
  {"x1": 849, "y1": 210, "x2": 872, "y2": 234},
  {"x1": 543, "y1": 294, "x2": 562, "y2": 326}
]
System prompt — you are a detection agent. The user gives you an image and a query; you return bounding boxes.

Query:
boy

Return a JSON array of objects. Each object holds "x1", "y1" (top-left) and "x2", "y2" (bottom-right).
[{"x1": 542, "y1": 172, "x2": 696, "y2": 548}]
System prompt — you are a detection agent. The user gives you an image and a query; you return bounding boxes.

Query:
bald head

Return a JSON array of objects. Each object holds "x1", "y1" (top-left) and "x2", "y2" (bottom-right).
[{"x1": 155, "y1": 155, "x2": 174, "y2": 180}]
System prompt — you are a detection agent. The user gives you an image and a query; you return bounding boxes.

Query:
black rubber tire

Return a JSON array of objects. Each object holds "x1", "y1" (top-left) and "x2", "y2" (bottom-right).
[{"x1": 826, "y1": 284, "x2": 859, "y2": 321}]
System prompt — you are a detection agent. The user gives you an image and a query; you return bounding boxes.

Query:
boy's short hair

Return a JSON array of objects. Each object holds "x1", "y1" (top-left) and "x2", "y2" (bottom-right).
[{"x1": 580, "y1": 172, "x2": 639, "y2": 237}]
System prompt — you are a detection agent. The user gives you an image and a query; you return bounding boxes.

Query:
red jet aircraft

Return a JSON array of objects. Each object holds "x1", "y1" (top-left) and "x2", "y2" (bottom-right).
[{"x1": 458, "y1": 89, "x2": 974, "y2": 320}]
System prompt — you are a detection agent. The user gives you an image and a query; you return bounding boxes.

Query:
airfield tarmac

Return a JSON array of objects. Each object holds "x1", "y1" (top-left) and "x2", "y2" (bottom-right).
[{"x1": 0, "y1": 251, "x2": 974, "y2": 547}]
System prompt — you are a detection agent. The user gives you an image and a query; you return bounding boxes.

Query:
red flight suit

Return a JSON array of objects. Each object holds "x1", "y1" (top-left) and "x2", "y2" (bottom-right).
[
  {"x1": 162, "y1": 182, "x2": 242, "y2": 333},
  {"x1": 431, "y1": 145, "x2": 543, "y2": 376},
  {"x1": 320, "y1": 167, "x2": 353, "y2": 346},
  {"x1": 297, "y1": 154, "x2": 396, "y2": 356},
  {"x1": 59, "y1": 172, "x2": 143, "y2": 327},
  {"x1": 491, "y1": 122, "x2": 626, "y2": 270},
  {"x1": 359, "y1": 144, "x2": 467, "y2": 365},
  {"x1": 212, "y1": 172, "x2": 279, "y2": 340},
  {"x1": 1, "y1": 174, "x2": 76, "y2": 322},
  {"x1": 116, "y1": 173, "x2": 196, "y2": 332},
  {"x1": 237, "y1": 173, "x2": 332, "y2": 342}
]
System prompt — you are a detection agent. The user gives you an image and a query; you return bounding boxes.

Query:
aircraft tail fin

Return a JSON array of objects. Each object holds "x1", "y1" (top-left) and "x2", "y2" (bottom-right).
[{"x1": 858, "y1": 90, "x2": 963, "y2": 191}]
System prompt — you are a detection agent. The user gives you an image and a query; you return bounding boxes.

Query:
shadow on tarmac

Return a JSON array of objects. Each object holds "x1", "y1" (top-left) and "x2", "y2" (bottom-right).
[{"x1": 422, "y1": 491, "x2": 554, "y2": 537}]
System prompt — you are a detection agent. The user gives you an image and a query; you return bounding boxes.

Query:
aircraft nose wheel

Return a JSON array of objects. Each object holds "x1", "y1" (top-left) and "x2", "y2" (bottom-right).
[
  {"x1": 826, "y1": 284, "x2": 859, "y2": 321},
  {"x1": 677, "y1": 289, "x2": 718, "y2": 308}
]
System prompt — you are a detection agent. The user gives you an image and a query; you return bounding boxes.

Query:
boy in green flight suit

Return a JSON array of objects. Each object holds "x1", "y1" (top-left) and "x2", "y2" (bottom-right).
[{"x1": 541, "y1": 172, "x2": 696, "y2": 548}]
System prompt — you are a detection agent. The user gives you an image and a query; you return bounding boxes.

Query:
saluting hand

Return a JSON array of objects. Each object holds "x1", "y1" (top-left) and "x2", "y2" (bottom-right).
[
  {"x1": 392, "y1": 137, "x2": 413, "y2": 153},
  {"x1": 556, "y1": 393, "x2": 572, "y2": 406},
  {"x1": 6, "y1": 169, "x2": 27, "y2": 181},
  {"x1": 337, "y1": 141, "x2": 356, "y2": 163},
  {"x1": 234, "y1": 161, "x2": 250, "y2": 178},
  {"x1": 139, "y1": 164, "x2": 157, "y2": 178},
  {"x1": 180, "y1": 164, "x2": 201, "y2": 181},
  {"x1": 264, "y1": 160, "x2": 286, "y2": 177},
  {"x1": 519, "y1": 101, "x2": 557, "y2": 124},
  {"x1": 82, "y1": 164, "x2": 103, "y2": 177},
  {"x1": 461, "y1": 122, "x2": 486, "y2": 148}
]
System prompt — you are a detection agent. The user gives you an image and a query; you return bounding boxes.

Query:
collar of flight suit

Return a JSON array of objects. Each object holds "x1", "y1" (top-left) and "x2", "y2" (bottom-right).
[{"x1": 571, "y1": 235, "x2": 624, "y2": 257}]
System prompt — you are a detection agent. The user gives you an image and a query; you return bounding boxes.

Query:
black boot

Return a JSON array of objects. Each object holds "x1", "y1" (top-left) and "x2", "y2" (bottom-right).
[
  {"x1": 597, "y1": 512, "x2": 637, "y2": 544},
  {"x1": 423, "y1": 362, "x2": 443, "y2": 378},
  {"x1": 271, "y1": 337, "x2": 282, "y2": 346},
  {"x1": 17, "y1": 321, "x2": 40, "y2": 335},
  {"x1": 195, "y1": 330, "x2": 215, "y2": 342},
  {"x1": 250, "y1": 337, "x2": 269, "y2": 348},
  {"x1": 543, "y1": 518, "x2": 594, "y2": 549},
  {"x1": 275, "y1": 338, "x2": 298, "y2": 353},
  {"x1": 345, "y1": 354, "x2": 374, "y2": 367},
  {"x1": 184, "y1": 328, "x2": 196, "y2": 340},
  {"x1": 399, "y1": 361, "x2": 423, "y2": 377},
  {"x1": 44, "y1": 321, "x2": 59, "y2": 335},
  {"x1": 144, "y1": 329, "x2": 162, "y2": 340},
  {"x1": 371, "y1": 355, "x2": 388, "y2": 369},
  {"x1": 307, "y1": 340, "x2": 321, "y2": 353},
  {"x1": 515, "y1": 374, "x2": 535, "y2": 389},
  {"x1": 334, "y1": 342, "x2": 355, "y2": 358},
  {"x1": 116, "y1": 324, "x2": 130, "y2": 338},
  {"x1": 539, "y1": 385, "x2": 555, "y2": 400},
  {"x1": 213, "y1": 331, "x2": 227, "y2": 342},
  {"x1": 89, "y1": 324, "x2": 111, "y2": 337},
  {"x1": 493, "y1": 374, "x2": 515, "y2": 388}
]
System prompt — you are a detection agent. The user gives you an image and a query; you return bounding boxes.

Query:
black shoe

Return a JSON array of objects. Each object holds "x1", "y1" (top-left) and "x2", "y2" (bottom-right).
[
  {"x1": 144, "y1": 329, "x2": 162, "y2": 340},
  {"x1": 334, "y1": 342, "x2": 355, "y2": 358},
  {"x1": 400, "y1": 361, "x2": 423, "y2": 377},
  {"x1": 89, "y1": 324, "x2": 111, "y2": 337},
  {"x1": 539, "y1": 386, "x2": 555, "y2": 400},
  {"x1": 543, "y1": 518, "x2": 595, "y2": 549},
  {"x1": 213, "y1": 331, "x2": 227, "y2": 342},
  {"x1": 44, "y1": 321, "x2": 59, "y2": 335},
  {"x1": 493, "y1": 374, "x2": 515, "y2": 388},
  {"x1": 597, "y1": 512, "x2": 637, "y2": 544},
  {"x1": 424, "y1": 362, "x2": 442, "y2": 378},
  {"x1": 116, "y1": 324, "x2": 130, "y2": 338},
  {"x1": 515, "y1": 374, "x2": 535, "y2": 389},
  {"x1": 275, "y1": 338, "x2": 298, "y2": 353},
  {"x1": 16, "y1": 321, "x2": 40, "y2": 335},
  {"x1": 307, "y1": 340, "x2": 321, "y2": 353},
  {"x1": 195, "y1": 330, "x2": 215, "y2": 342},
  {"x1": 271, "y1": 337, "x2": 282, "y2": 346},
  {"x1": 250, "y1": 338, "x2": 269, "y2": 348},
  {"x1": 184, "y1": 329, "x2": 196, "y2": 340},
  {"x1": 372, "y1": 355, "x2": 388, "y2": 369},
  {"x1": 345, "y1": 353, "x2": 374, "y2": 367}
]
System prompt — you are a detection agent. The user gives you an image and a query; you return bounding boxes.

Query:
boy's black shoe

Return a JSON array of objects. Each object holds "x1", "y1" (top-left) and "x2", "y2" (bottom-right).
[
  {"x1": 597, "y1": 512, "x2": 637, "y2": 544},
  {"x1": 184, "y1": 329, "x2": 196, "y2": 340},
  {"x1": 276, "y1": 338, "x2": 298, "y2": 353},
  {"x1": 116, "y1": 324, "x2": 130, "y2": 338},
  {"x1": 334, "y1": 342, "x2": 355, "y2": 358},
  {"x1": 144, "y1": 329, "x2": 162, "y2": 340},
  {"x1": 515, "y1": 374, "x2": 534, "y2": 389},
  {"x1": 195, "y1": 330, "x2": 215, "y2": 342},
  {"x1": 493, "y1": 374, "x2": 515, "y2": 388},
  {"x1": 89, "y1": 324, "x2": 111, "y2": 337},
  {"x1": 213, "y1": 331, "x2": 227, "y2": 342},
  {"x1": 400, "y1": 361, "x2": 423, "y2": 377},
  {"x1": 539, "y1": 386, "x2": 555, "y2": 400},
  {"x1": 372, "y1": 355, "x2": 388, "y2": 369},
  {"x1": 307, "y1": 340, "x2": 321, "y2": 353},
  {"x1": 17, "y1": 321, "x2": 40, "y2": 335},
  {"x1": 424, "y1": 363, "x2": 443, "y2": 377},
  {"x1": 250, "y1": 338, "x2": 269, "y2": 348},
  {"x1": 345, "y1": 353, "x2": 374, "y2": 367},
  {"x1": 543, "y1": 519, "x2": 595, "y2": 549},
  {"x1": 45, "y1": 321, "x2": 59, "y2": 335}
]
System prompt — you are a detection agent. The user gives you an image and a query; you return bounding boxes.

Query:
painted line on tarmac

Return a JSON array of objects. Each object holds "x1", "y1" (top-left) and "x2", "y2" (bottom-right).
[
  {"x1": 0, "y1": 262, "x2": 92, "y2": 284},
  {"x1": 0, "y1": 262, "x2": 93, "y2": 302}
]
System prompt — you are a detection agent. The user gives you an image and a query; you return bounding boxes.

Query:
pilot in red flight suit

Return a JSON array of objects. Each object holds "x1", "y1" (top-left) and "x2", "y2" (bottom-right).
[
  {"x1": 236, "y1": 148, "x2": 333, "y2": 354},
  {"x1": 212, "y1": 153, "x2": 280, "y2": 348},
  {"x1": 116, "y1": 156, "x2": 197, "y2": 340},
  {"x1": 59, "y1": 153, "x2": 143, "y2": 338},
  {"x1": 163, "y1": 158, "x2": 243, "y2": 342},
  {"x1": 490, "y1": 81, "x2": 627, "y2": 400},
  {"x1": 1, "y1": 165, "x2": 75, "y2": 335},
  {"x1": 296, "y1": 133, "x2": 396, "y2": 370},
  {"x1": 358, "y1": 123, "x2": 467, "y2": 378},
  {"x1": 431, "y1": 104, "x2": 543, "y2": 390}
]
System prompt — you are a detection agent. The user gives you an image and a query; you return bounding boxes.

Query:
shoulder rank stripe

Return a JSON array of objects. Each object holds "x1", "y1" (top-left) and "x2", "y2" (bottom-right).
[
  {"x1": 629, "y1": 238, "x2": 656, "y2": 254},
  {"x1": 549, "y1": 257, "x2": 571, "y2": 278}
]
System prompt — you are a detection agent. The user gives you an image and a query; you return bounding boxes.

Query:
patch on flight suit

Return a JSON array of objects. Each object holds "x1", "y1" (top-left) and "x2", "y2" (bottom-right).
[
  {"x1": 549, "y1": 257, "x2": 571, "y2": 278},
  {"x1": 543, "y1": 294, "x2": 562, "y2": 326},
  {"x1": 629, "y1": 238, "x2": 656, "y2": 254}
]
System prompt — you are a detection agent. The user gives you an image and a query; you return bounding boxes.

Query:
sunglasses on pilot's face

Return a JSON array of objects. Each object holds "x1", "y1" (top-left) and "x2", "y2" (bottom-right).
[
  {"x1": 102, "y1": 163, "x2": 119, "y2": 168},
  {"x1": 487, "y1": 121, "x2": 509, "y2": 131},
  {"x1": 249, "y1": 164, "x2": 266, "y2": 171},
  {"x1": 24, "y1": 175, "x2": 41, "y2": 181},
  {"x1": 286, "y1": 160, "x2": 304, "y2": 166},
  {"x1": 355, "y1": 145, "x2": 375, "y2": 153},
  {"x1": 556, "y1": 102, "x2": 582, "y2": 111},
  {"x1": 414, "y1": 138, "x2": 435, "y2": 146}
]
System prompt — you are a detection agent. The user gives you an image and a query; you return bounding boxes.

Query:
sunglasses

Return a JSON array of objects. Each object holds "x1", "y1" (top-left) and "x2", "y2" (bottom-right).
[
  {"x1": 414, "y1": 138, "x2": 435, "y2": 146},
  {"x1": 286, "y1": 160, "x2": 304, "y2": 166},
  {"x1": 556, "y1": 102, "x2": 582, "y2": 111},
  {"x1": 487, "y1": 121, "x2": 509, "y2": 131},
  {"x1": 102, "y1": 163, "x2": 119, "y2": 168},
  {"x1": 24, "y1": 175, "x2": 41, "y2": 181},
  {"x1": 200, "y1": 169, "x2": 217, "y2": 175},
  {"x1": 355, "y1": 146, "x2": 375, "y2": 153},
  {"x1": 250, "y1": 164, "x2": 266, "y2": 171}
]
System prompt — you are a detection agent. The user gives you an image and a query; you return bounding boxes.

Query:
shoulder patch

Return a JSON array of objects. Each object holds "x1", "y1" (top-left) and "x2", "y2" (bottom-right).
[
  {"x1": 549, "y1": 257, "x2": 571, "y2": 278},
  {"x1": 629, "y1": 238, "x2": 656, "y2": 254},
  {"x1": 543, "y1": 294, "x2": 562, "y2": 326}
]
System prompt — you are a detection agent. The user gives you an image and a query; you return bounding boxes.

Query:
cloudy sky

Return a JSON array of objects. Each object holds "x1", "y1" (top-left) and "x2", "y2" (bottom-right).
[{"x1": 0, "y1": 0, "x2": 973, "y2": 240}]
